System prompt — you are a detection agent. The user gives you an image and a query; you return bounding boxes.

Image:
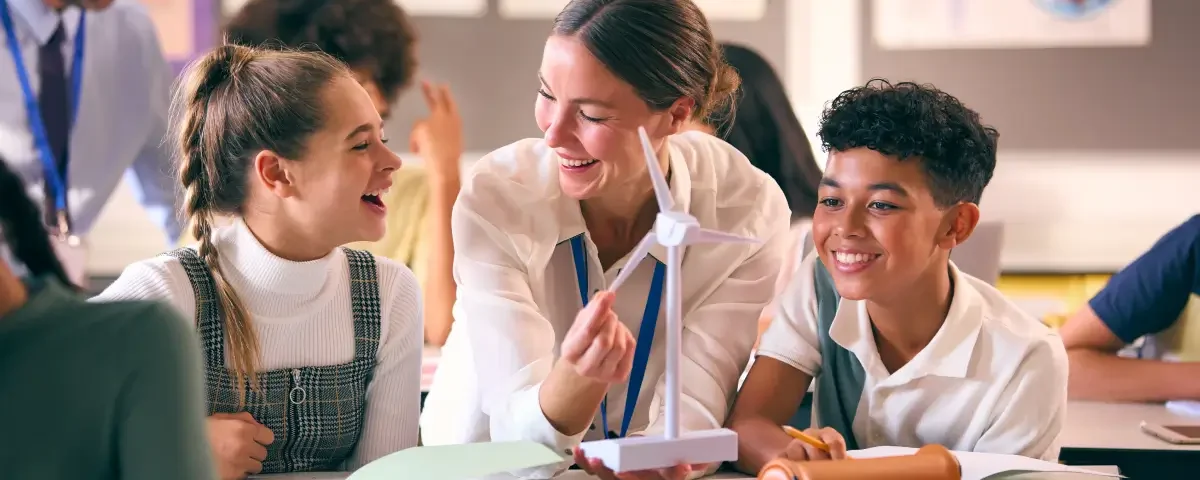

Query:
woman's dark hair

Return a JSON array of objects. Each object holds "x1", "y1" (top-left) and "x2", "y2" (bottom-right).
[
  {"x1": 170, "y1": 43, "x2": 350, "y2": 401},
  {"x1": 553, "y1": 0, "x2": 740, "y2": 120},
  {"x1": 224, "y1": 0, "x2": 418, "y2": 107},
  {"x1": 0, "y1": 158, "x2": 74, "y2": 289},
  {"x1": 818, "y1": 78, "x2": 998, "y2": 207},
  {"x1": 713, "y1": 43, "x2": 822, "y2": 219}
]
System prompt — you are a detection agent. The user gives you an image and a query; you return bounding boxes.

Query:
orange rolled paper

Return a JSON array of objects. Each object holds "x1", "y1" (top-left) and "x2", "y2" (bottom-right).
[{"x1": 758, "y1": 444, "x2": 961, "y2": 480}]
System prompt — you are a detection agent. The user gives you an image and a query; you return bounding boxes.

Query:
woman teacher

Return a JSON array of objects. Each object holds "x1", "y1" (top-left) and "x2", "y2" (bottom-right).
[{"x1": 419, "y1": 1, "x2": 791, "y2": 479}]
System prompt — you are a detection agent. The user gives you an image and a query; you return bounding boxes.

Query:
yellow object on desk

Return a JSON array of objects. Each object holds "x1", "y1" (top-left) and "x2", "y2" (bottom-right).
[
  {"x1": 759, "y1": 444, "x2": 960, "y2": 480},
  {"x1": 782, "y1": 425, "x2": 830, "y2": 453},
  {"x1": 1153, "y1": 293, "x2": 1200, "y2": 362},
  {"x1": 994, "y1": 274, "x2": 1113, "y2": 329}
]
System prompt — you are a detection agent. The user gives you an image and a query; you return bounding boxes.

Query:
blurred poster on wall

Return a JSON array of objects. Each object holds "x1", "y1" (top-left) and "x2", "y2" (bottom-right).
[
  {"x1": 498, "y1": 0, "x2": 568, "y2": 18},
  {"x1": 222, "y1": 0, "x2": 486, "y2": 17},
  {"x1": 499, "y1": 0, "x2": 766, "y2": 20},
  {"x1": 691, "y1": 0, "x2": 767, "y2": 20},
  {"x1": 396, "y1": 0, "x2": 486, "y2": 17},
  {"x1": 139, "y1": 0, "x2": 195, "y2": 62},
  {"x1": 873, "y1": 0, "x2": 1151, "y2": 50},
  {"x1": 221, "y1": 0, "x2": 246, "y2": 16}
]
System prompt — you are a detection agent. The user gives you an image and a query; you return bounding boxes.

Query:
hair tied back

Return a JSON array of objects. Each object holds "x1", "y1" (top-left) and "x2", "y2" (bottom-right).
[{"x1": 195, "y1": 44, "x2": 254, "y2": 101}]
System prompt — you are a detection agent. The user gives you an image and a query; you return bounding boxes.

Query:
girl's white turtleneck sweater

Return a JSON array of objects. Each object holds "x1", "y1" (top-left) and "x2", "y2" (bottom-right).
[{"x1": 92, "y1": 219, "x2": 423, "y2": 470}]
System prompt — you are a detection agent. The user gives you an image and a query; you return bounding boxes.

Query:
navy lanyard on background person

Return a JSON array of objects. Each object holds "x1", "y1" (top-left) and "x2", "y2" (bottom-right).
[
  {"x1": 569, "y1": 235, "x2": 666, "y2": 439},
  {"x1": 0, "y1": 2, "x2": 86, "y2": 230}
]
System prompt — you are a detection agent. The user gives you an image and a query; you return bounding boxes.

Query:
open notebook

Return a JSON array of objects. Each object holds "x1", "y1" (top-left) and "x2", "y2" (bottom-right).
[
  {"x1": 849, "y1": 447, "x2": 1122, "y2": 480},
  {"x1": 345, "y1": 441, "x2": 565, "y2": 480},
  {"x1": 254, "y1": 442, "x2": 1122, "y2": 480}
]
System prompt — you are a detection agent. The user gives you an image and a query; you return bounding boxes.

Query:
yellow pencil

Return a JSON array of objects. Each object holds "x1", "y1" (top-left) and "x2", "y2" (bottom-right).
[{"x1": 782, "y1": 425, "x2": 830, "y2": 452}]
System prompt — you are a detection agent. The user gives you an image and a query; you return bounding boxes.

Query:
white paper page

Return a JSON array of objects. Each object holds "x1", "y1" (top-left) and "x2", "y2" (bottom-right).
[
  {"x1": 1165, "y1": 400, "x2": 1200, "y2": 418},
  {"x1": 848, "y1": 447, "x2": 1121, "y2": 480},
  {"x1": 847, "y1": 445, "x2": 920, "y2": 459}
]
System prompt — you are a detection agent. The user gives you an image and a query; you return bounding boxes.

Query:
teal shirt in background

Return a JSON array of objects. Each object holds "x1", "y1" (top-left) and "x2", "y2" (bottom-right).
[{"x1": 0, "y1": 275, "x2": 215, "y2": 479}]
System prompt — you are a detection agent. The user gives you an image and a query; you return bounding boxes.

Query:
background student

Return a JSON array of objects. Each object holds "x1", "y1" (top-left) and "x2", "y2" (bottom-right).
[
  {"x1": 93, "y1": 45, "x2": 423, "y2": 478},
  {"x1": 688, "y1": 42, "x2": 824, "y2": 338},
  {"x1": 694, "y1": 43, "x2": 822, "y2": 223},
  {"x1": 224, "y1": 0, "x2": 465, "y2": 345},
  {"x1": 726, "y1": 79, "x2": 1069, "y2": 473},
  {"x1": 1, "y1": 0, "x2": 184, "y2": 284},
  {"x1": 0, "y1": 157, "x2": 214, "y2": 480},
  {"x1": 420, "y1": 1, "x2": 792, "y2": 479},
  {"x1": 1059, "y1": 214, "x2": 1200, "y2": 402}
]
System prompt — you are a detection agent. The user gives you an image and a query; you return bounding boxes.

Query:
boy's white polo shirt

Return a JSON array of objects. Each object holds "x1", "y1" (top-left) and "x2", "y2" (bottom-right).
[{"x1": 757, "y1": 252, "x2": 1069, "y2": 461}]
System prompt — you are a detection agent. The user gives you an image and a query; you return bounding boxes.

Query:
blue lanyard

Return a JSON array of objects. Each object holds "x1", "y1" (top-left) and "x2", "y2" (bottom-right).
[
  {"x1": 0, "y1": 2, "x2": 86, "y2": 216},
  {"x1": 569, "y1": 235, "x2": 666, "y2": 439}
]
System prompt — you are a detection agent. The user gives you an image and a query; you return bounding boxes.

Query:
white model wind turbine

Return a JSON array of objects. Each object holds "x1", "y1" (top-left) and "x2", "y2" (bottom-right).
[{"x1": 577, "y1": 127, "x2": 761, "y2": 473}]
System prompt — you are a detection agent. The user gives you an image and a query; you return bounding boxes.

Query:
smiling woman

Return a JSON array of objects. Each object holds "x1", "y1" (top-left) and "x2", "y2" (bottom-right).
[
  {"x1": 535, "y1": 2, "x2": 740, "y2": 206},
  {"x1": 90, "y1": 44, "x2": 425, "y2": 478},
  {"x1": 420, "y1": 1, "x2": 792, "y2": 480}
]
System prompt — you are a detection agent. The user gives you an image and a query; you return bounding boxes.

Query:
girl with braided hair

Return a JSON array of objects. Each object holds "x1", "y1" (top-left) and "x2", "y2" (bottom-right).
[
  {"x1": 93, "y1": 44, "x2": 422, "y2": 479},
  {"x1": 224, "y1": 0, "x2": 464, "y2": 348}
]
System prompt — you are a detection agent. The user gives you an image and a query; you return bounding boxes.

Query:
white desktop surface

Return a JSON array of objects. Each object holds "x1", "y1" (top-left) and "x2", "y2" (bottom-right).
[
  {"x1": 252, "y1": 466, "x2": 1121, "y2": 479},
  {"x1": 1063, "y1": 401, "x2": 1200, "y2": 451}
]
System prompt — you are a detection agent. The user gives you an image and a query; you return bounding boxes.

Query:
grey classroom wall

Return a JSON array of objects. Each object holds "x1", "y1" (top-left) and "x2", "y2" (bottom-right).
[
  {"x1": 860, "y1": 0, "x2": 1200, "y2": 151},
  {"x1": 383, "y1": 0, "x2": 790, "y2": 153},
  {"x1": 209, "y1": 0, "x2": 1198, "y2": 153}
]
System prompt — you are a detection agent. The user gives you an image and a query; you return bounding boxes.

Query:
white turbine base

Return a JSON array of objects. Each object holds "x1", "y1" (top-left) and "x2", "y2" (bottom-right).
[{"x1": 577, "y1": 428, "x2": 738, "y2": 473}]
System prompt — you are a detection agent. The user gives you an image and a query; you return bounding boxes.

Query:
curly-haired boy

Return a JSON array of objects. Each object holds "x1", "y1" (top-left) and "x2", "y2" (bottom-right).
[{"x1": 728, "y1": 79, "x2": 1069, "y2": 472}]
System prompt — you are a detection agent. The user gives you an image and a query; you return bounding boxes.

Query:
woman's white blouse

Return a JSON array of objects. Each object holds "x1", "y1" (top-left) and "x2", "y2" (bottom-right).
[{"x1": 420, "y1": 131, "x2": 791, "y2": 476}]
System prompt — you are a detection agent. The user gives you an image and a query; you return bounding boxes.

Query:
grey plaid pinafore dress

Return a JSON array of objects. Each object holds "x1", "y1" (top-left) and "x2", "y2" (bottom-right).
[{"x1": 165, "y1": 247, "x2": 381, "y2": 473}]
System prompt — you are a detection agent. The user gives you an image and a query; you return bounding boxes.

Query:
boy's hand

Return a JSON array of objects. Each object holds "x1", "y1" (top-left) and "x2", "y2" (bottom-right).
[{"x1": 782, "y1": 427, "x2": 848, "y2": 461}]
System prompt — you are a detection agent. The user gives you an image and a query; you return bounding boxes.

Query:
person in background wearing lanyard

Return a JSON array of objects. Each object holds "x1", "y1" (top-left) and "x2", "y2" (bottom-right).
[
  {"x1": 0, "y1": 0, "x2": 182, "y2": 286},
  {"x1": 418, "y1": 1, "x2": 791, "y2": 479}
]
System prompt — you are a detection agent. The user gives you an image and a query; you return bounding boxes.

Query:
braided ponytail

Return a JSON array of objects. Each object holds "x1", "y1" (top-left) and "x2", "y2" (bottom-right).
[
  {"x1": 171, "y1": 43, "x2": 349, "y2": 406},
  {"x1": 174, "y1": 44, "x2": 264, "y2": 403}
]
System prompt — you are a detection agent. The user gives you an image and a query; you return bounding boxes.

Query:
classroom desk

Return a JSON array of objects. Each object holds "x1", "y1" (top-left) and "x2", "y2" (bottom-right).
[
  {"x1": 1059, "y1": 401, "x2": 1200, "y2": 479},
  {"x1": 1062, "y1": 401, "x2": 1200, "y2": 452},
  {"x1": 251, "y1": 466, "x2": 1122, "y2": 479},
  {"x1": 479, "y1": 469, "x2": 1123, "y2": 479}
]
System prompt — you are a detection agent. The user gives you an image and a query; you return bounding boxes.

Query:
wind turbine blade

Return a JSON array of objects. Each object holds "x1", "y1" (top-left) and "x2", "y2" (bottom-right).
[
  {"x1": 608, "y1": 232, "x2": 656, "y2": 292},
  {"x1": 693, "y1": 228, "x2": 762, "y2": 245},
  {"x1": 638, "y1": 126, "x2": 675, "y2": 212}
]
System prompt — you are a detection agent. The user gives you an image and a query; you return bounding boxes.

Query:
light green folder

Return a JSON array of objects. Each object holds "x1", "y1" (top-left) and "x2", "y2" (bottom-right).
[{"x1": 346, "y1": 441, "x2": 566, "y2": 480}]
